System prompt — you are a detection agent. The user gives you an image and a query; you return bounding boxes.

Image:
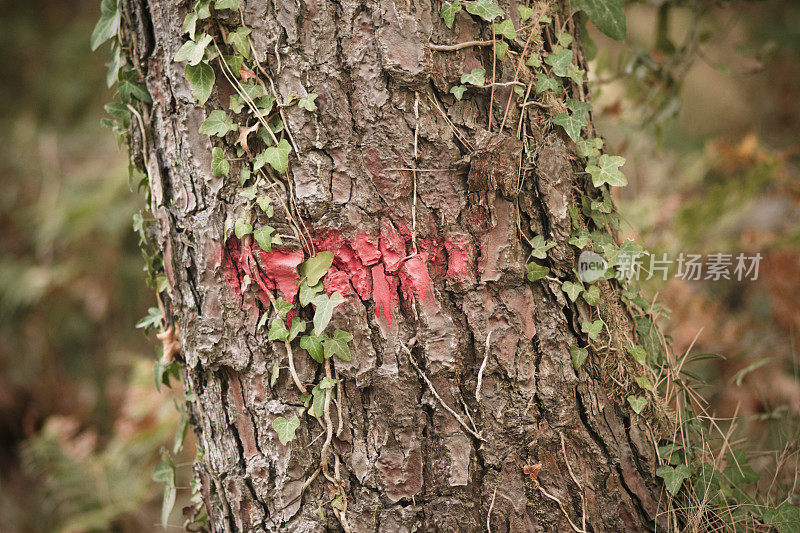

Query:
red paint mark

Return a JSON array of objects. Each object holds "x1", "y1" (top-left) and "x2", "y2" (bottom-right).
[
  {"x1": 324, "y1": 267, "x2": 352, "y2": 296},
  {"x1": 318, "y1": 233, "x2": 372, "y2": 299},
  {"x1": 371, "y1": 264, "x2": 393, "y2": 324},
  {"x1": 259, "y1": 249, "x2": 304, "y2": 303},
  {"x1": 445, "y1": 238, "x2": 470, "y2": 279},
  {"x1": 399, "y1": 253, "x2": 432, "y2": 301},
  {"x1": 352, "y1": 233, "x2": 381, "y2": 265},
  {"x1": 379, "y1": 227, "x2": 406, "y2": 274}
]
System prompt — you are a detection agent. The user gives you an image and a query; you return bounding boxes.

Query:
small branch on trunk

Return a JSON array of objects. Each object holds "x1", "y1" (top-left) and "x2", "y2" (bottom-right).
[{"x1": 429, "y1": 39, "x2": 499, "y2": 51}]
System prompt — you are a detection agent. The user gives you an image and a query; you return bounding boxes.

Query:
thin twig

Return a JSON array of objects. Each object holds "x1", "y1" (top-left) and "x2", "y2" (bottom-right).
[
  {"x1": 488, "y1": 23, "x2": 497, "y2": 131},
  {"x1": 429, "y1": 39, "x2": 499, "y2": 51},
  {"x1": 487, "y1": 487, "x2": 497, "y2": 533},
  {"x1": 401, "y1": 342, "x2": 484, "y2": 441},
  {"x1": 535, "y1": 481, "x2": 586, "y2": 533},
  {"x1": 476, "y1": 331, "x2": 492, "y2": 401},
  {"x1": 561, "y1": 434, "x2": 587, "y2": 531}
]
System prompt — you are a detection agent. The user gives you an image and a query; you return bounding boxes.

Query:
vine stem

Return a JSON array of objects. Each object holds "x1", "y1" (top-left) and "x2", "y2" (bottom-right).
[
  {"x1": 498, "y1": 11, "x2": 544, "y2": 132},
  {"x1": 429, "y1": 39, "x2": 498, "y2": 51},
  {"x1": 488, "y1": 23, "x2": 497, "y2": 131}
]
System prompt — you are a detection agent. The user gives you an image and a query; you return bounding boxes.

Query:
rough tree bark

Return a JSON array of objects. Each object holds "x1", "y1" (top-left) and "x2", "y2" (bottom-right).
[{"x1": 122, "y1": 0, "x2": 666, "y2": 530}]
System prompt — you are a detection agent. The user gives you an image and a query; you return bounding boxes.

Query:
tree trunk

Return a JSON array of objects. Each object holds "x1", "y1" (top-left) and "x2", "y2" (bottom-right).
[{"x1": 122, "y1": 0, "x2": 665, "y2": 530}]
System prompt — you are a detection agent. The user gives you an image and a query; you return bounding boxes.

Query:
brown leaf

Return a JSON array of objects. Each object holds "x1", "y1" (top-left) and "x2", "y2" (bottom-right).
[
  {"x1": 240, "y1": 67, "x2": 257, "y2": 82},
  {"x1": 236, "y1": 123, "x2": 259, "y2": 157},
  {"x1": 523, "y1": 463, "x2": 542, "y2": 481}
]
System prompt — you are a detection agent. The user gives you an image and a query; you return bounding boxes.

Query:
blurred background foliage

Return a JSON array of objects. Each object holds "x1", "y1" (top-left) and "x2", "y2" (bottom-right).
[{"x1": 0, "y1": 0, "x2": 797, "y2": 531}]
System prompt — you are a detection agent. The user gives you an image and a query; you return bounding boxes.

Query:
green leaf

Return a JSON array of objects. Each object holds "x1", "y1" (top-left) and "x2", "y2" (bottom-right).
[
  {"x1": 567, "y1": 99, "x2": 591, "y2": 116},
  {"x1": 239, "y1": 186, "x2": 257, "y2": 200},
  {"x1": 570, "y1": 346, "x2": 588, "y2": 370},
  {"x1": 581, "y1": 319, "x2": 602, "y2": 341},
  {"x1": 253, "y1": 226, "x2": 275, "y2": 252},
  {"x1": 450, "y1": 85, "x2": 467, "y2": 100},
  {"x1": 656, "y1": 464, "x2": 691, "y2": 495},
  {"x1": 174, "y1": 34, "x2": 213, "y2": 66},
  {"x1": 161, "y1": 484, "x2": 176, "y2": 529},
  {"x1": 460, "y1": 68, "x2": 486, "y2": 86},
  {"x1": 535, "y1": 73, "x2": 560, "y2": 94},
  {"x1": 270, "y1": 361, "x2": 280, "y2": 387},
  {"x1": 211, "y1": 147, "x2": 230, "y2": 177},
  {"x1": 529, "y1": 234, "x2": 555, "y2": 259},
  {"x1": 494, "y1": 40, "x2": 508, "y2": 60},
  {"x1": 153, "y1": 453, "x2": 176, "y2": 528},
  {"x1": 298, "y1": 93, "x2": 318, "y2": 111},
  {"x1": 526, "y1": 54, "x2": 542, "y2": 68},
  {"x1": 569, "y1": 231, "x2": 591, "y2": 249},
  {"x1": 288, "y1": 319, "x2": 306, "y2": 342},
  {"x1": 562, "y1": 281, "x2": 584, "y2": 302},
  {"x1": 300, "y1": 333, "x2": 324, "y2": 363},
  {"x1": 274, "y1": 298, "x2": 293, "y2": 318},
  {"x1": 545, "y1": 48, "x2": 573, "y2": 77},
  {"x1": 636, "y1": 375, "x2": 653, "y2": 391},
  {"x1": 586, "y1": 154, "x2": 627, "y2": 187},
  {"x1": 91, "y1": 0, "x2": 120, "y2": 51},
  {"x1": 199, "y1": 110, "x2": 236, "y2": 137},
  {"x1": 263, "y1": 139, "x2": 292, "y2": 174},
  {"x1": 441, "y1": 0, "x2": 462, "y2": 28},
  {"x1": 582, "y1": 284, "x2": 600, "y2": 306},
  {"x1": 226, "y1": 26, "x2": 252, "y2": 59},
  {"x1": 628, "y1": 345, "x2": 647, "y2": 365},
  {"x1": 273, "y1": 415, "x2": 300, "y2": 445},
  {"x1": 527, "y1": 263, "x2": 549, "y2": 281},
  {"x1": 195, "y1": 0, "x2": 212, "y2": 19},
  {"x1": 257, "y1": 195, "x2": 273, "y2": 216},
  {"x1": 268, "y1": 317, "x2": 289, "y2": 341},
  {"x1": 215, "y1": 0, "x2": 240, "y2": 9},
  {"x1": 136, "y1": 307, "x2": 163, "y2": 331},
  {"x1": 628, "y1": 395, "x2": 648, "y2": 414},
  {"x1": 229, "y1": 94, "x2": 245, "y2": 113},
  {"x1": 572, "y1": 0, "x2": 626, "y2": 41},
  {"x1": 517, "y1": 5, "x2": 533, "y2": 21},
  {"x1": 118, "y1": 70, "x2": 152, "y2": 103},
  {"x1": 234, "y1": 217, "x2": 252, "y2": 238},
  {"x1": 185, "y1": 62, "x2": 215, "y2": 105},
  {"x1": 576, "y1": 137, "x2": 603, "y2": 158},
  {"x1": 495, "y1": 19, "x2": 517, "y2": 40},
  {"x1": 312, "y1": 292, "x2": 345, "y2": 335},
  {"x1": 553, "y1": 112, "x2": 587, "y2": 142},
  {"x1": 299, "y1": 251, "x2": 334, "y2": 286},
  {"x1": 182, "y1": 12, "x2": 198, "y2": 40},
  {"x1": 323, "y1": 329, "x2": 354, "y2": 361},
  {"x1": 299, "y1": 280, "x2": 324, "y2": 307},
  {"x1": 465, "y1": 0, "x2": 505, "y2": 21},
  {"x1": 557, "y1": 31, "x2": 573, "y2": 47},
  {"x1": 567, "y1": 64, "x2": 585, "y2": 85},
  {"x1": 310, "y1": 384, "x2": 326, "y2": 418}
]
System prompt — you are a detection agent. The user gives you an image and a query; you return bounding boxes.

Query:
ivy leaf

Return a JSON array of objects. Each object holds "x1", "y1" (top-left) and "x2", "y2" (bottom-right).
[
  {"x1": 569, "y1": 231, "x2": 591, "y2": 249},
  {"x1": 152, "y1": 453, "x2": 176, "y2": 529},
  {"x1": 300, "y1": 333, "x2": 324, "y2": 363},
  {"x1": 562, "y1": 281, "x2": 584, "y2": 302},
  {"x1": 557, "y1": 31, "x2": 574, "y2": 47},
  {"x1": 210, "y1": 147, "x2": 229, "y2": 177},
  {"x1": 586, "y1": 154, "x2": 627, "y2": 187},
  {"x1": 215, "y1": 0, "x2": 240, "y2": 9},
  {"x1": 450, "y1": 85, "x2": 467, "y2": 100},
  {"x1": 553, "y1": 112, "x2": 587, "y2": 142},
  {"x1": 576, "y1": 137, "x2": 603, "y2": 158},
  {"x1": 136, "y1": 307, "x2": 163, "y2": 331},
  {"x1": 656, "y1": 464, "x2": 691, "y2": 495},
  {"x1": 628, "y1": 345, "x2": 647, "y2": 365},
  {"x1": 323, "y1": 329, "x2": 354, "y2": 361},
  {"x1": 583, "y1": 284, "x2": 600, "y2": 306},
  {"x1": 257, "y1": 195, "x2": 273, "y2": 216},
  {"x1": 517, "y1": 5, "x2": 534, "y2": 21},
  {"x1": 440, "y1": 0, "x2": 462, "y2": 28},
  {"x1": 272, "y1": 415, "x2": 300, "y2": 445},
  {"x1": 529, "y1": 234, "x2": 555, "y2": 259},
  {"x1": 299, "y1": 280, "x2": 324, "y2": 307},
  {"x1": 185, "y1": 62, "x2": 215, "y2": 105},
  {"x1": 567, "y1": 98, "x2": 591, "y2": 116},
  {"x1": 174, "y1": 33, "x2": 213, "y2": 66},
  {"x1": 572, "y1": 0, "x2": 626, "y2": 41},
  {"x1": 299, "y1": 251, "x2": 334, "y2": 286},
  {"x1": 465, "y1": 0, "x2": 505, "y2": 21},
  {"x1": 310, "y1": 384, "x2": 326, "y2": 418},
  {"x1": 253, "y1": 226, "x2": 275, "y2": 252},
  {"x1": 495, "y1": 40, "x2": 509, "y2": 60},
  {"x1": 234, "y1": 217, "x2": 252, "y2": 238},
  {"x1": 91, "y1": 0, "x2": 121, "y2": 51},
  {"x1": 268, "y1": 317, "x2": 289, "y2": 341},
  {"x1": 545, "y1": 48, "x2": 573, "y2": 77},
  {"x1": 460, "y1": 68, "x2": 486, "y2": 86},
  {"x1": 118, "y1": 70, "x2": 152, "y2": 103},
  {"x1": 628, "y1": 395, "x2": 648, "y2": 414},
  {"x1": 270, "y1": 361, "x2": 280, "y2": 387},
  {"x1": 229, "y1": 94, "x2": 245, "y2": 113},
  {"x1": 288, "y1": 319, "x2": 306, "y2": 342},
  {"x1": 567, "y1": 64, "x2": 585, "y2": 85},
  {"x1": 199, "y1": 110, "x2": 236, "y2": 137},
  {"x1": 312, "y1": 292, "x2": 345, "y2": 335},
  {"x1": 527, "y1": 263, "x2": 549, "y2": 281},
  {"x1": 263, "y1": 139, "x2": 292, "y2": 174},
  {"x1": 195, "y1": 0, "x2": 212, "y2": 19},
  {"x1": 581, "y1": 319, "x2": 602, "y2": 341},
  {"x1": 495, "y1": 19, "x2": 517, "y2": 40},
  {"x1": 226, "y1": 26, "x2": 252, "y2": 59},
  {"x1": 535, "y1": 73, "x2": 560, "y2": 94},
  {"x1": 298, "y1": 93, "x2": 318, "y2": 111},
  {"x1": 182, "y1": 12, "x2": 198, "y2": 40},
  {"x1": 636, "y1": 375, "x2": 653, "y2": 391},
  {"x1": 526, "y1": 54, "x2": 542, "y2": 68},
  {"x1": 274, "y1": 298, "x2": 293, "y2": 319},
  {"x1": 570, "y1": 346, "x2": 588, "y2": 370}
]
